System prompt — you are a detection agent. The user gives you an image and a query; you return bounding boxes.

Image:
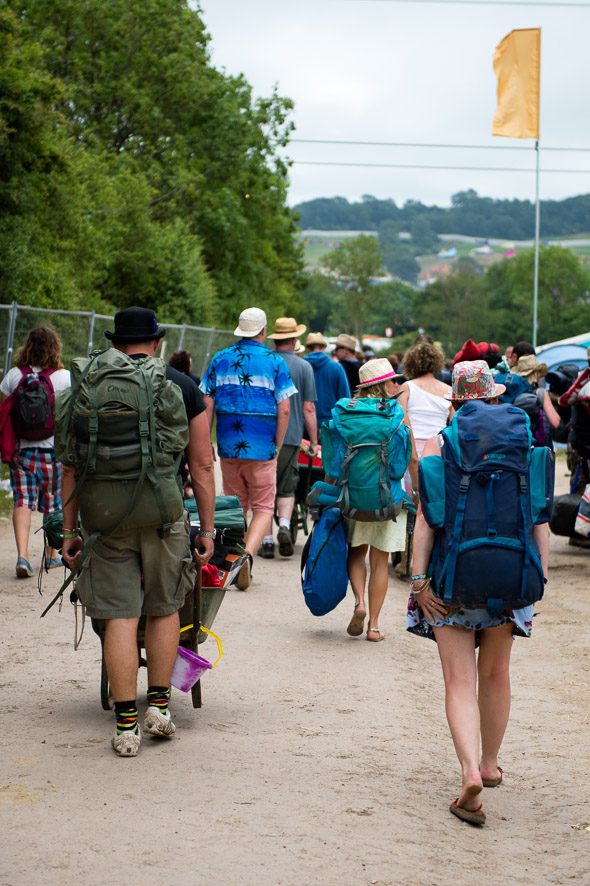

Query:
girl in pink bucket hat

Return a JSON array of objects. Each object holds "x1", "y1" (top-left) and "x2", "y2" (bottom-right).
[{"x1": 345, "y1": 359, "x2": 419, "y2": 642}]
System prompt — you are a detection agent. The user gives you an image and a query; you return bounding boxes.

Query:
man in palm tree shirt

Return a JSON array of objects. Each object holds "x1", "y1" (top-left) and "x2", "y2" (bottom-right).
[{"x1": 200, "y1": 307, "x2": 296, "y2": 589}]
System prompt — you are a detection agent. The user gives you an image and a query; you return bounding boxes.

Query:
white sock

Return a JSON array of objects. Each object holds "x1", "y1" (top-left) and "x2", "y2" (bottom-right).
[
  {"x1": 279, "y1": 518, "x2": 290, "y2": 529},
  {"x1": 263, "y1": 535, "x2": 274, "y2": 545}
]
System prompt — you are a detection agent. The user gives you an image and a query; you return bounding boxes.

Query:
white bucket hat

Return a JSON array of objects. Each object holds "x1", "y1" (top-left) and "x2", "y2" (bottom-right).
[{"x1": 234, "y1": 307, "x2": 267, "y2": 338}]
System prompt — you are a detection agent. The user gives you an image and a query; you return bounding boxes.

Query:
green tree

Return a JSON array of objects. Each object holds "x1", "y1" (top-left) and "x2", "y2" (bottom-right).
[
  {"x1": 364, "y1": 280, "x2": 417, "y2": 337},
  {"x1": 323, "y1": 236, "x2": 385, "y2": 339},
  {"x1": 482, "y1": 246, "x2": 590, "y2": 346},
  {"x1": 413, "y1": 272, "x2": 492, "y2": 358},
  {"x1": 297, "y1": 271, "x2": 346, "y2": 336},
  {"x1": 15, "y1": 0, "x2": 304, "y2": 324}
]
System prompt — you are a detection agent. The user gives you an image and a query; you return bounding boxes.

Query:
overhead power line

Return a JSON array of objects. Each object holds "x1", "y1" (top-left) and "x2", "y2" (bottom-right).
[
  {"x1": 290, "y1": 139, "x2": 590, "y2": 152},
  {"x1": 293, "y1": 160, "x2": 590, "y2": 173},
  {"x1": 341, "y1": 1, "x2": 590, "y2": 7}
]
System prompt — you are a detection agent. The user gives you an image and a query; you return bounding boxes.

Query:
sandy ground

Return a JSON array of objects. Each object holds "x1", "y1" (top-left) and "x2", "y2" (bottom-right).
[{"x1": 0, "y1": 460, "x2": 589, "y2": 886}]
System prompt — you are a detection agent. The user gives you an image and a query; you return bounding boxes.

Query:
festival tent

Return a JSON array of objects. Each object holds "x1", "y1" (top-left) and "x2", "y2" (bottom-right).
[{"x1": 536, "y1": 332, "x2": 590, "y2": 372}]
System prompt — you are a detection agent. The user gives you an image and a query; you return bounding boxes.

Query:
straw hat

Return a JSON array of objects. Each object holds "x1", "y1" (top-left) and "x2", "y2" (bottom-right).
[
  {"x1": 335, "y1": 333, "x2": 358, "y2": 352},
  {"x1": 445, "y1": 360, "x2": 506, "y2": 401},
  {"x1": 268, "y1": 317, "x2": 307, "y2": 340},
  {"x1": 513, "y1": 354, "x2": 549, "y2": 381},
  {"x1": 294, "y1": 339, "x2": 305, "y2": 355},
  {"x1": 234, "y1": 307, "x2": 267, "y2": 338},
  {"x1": 358, "y1": 358, "x2": 397, "y2": 388},
  {"x1": 305, "y1": 332, "x2": 327, "y2": 348}
]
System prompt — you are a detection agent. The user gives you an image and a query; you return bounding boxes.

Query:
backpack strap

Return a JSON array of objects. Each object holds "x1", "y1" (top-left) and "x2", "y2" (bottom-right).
[
  {"x1": 40, "y1": 530, "x2": 100, "y2": 618},
  {"x1": 335, "y1": 443, "x2": 358, "y2": 517},
  {"x1": 441, "y1": 472, "x2": 471, "y2": 604},
  {"x1": 140, "y1": 363, "x2": 176, "y2": 538}
]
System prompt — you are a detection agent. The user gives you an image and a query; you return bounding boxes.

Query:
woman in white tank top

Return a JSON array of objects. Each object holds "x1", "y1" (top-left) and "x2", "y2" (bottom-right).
[{"x1": 397, "y1": 342, "x2": 452, "y2": 458}]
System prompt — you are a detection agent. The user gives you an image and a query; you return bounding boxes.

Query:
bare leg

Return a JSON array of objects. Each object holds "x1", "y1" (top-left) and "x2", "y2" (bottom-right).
[
  {"x1": 433, "y1": 625, "x2": 483, "y2": 811},
  {"x1": 366, "y1": 546, "x2": 389, "y2": 634},
  {"x1": 13, "y1": 506, "x2": 32, "y2": 560},
  {"x1": 104, "y1": 617, "x2": 140, "y2": 701},
  {"x1": 244, "y1": 511, "x2": 274, "y2": 557},
  {"x1": 144, "y1": 611, "x2": 180, "y2": 686},
  {"x1": 477, "y1": 623, "x2": 514, "y2": 782},
  {"x1": 276, "y1": 496, "x2": 295, "y2": 522},
  {"x1": 347, "y1": 544, "x2": 368, "y2": 610}
]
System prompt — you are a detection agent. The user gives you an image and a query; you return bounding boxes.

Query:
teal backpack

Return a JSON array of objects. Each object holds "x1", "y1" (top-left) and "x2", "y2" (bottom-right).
[{"x1": 320, "y1": 397, "x2": 412, "y2": 521}]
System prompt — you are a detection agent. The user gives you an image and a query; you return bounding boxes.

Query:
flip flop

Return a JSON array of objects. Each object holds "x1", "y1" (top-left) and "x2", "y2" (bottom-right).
[
  {"x1": 450, "y1": 800, "x2": 486, "y2": 826},
  {"x1": 346, "y1": 605, "x2": 367, "y2": 636},
  {"x1": 366, "y1": 628, "x2": 386, "y2": 642},
  {"x1": 482, "y1": 766, "x2": 503, "y2": 788}
]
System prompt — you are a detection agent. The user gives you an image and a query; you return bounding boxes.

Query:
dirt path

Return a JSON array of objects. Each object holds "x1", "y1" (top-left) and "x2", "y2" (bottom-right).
[{"x1": 0, "y1": 461, "x2": 588, "y2": 885}]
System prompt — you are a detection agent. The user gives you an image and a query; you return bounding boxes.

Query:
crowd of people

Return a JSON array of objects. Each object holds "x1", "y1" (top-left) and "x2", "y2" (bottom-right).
[{"x1": 2, "y1": 308, "x2": 580, "y2": 830}]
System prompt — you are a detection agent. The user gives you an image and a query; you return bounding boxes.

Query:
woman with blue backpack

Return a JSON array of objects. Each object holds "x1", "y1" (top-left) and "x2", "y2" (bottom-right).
[
  {"x1": 408, "y1": 360, "x2": 553, "y2": 826},
  {"x1": 343, "y1": 359, "x2": 418, "y2": 641}
]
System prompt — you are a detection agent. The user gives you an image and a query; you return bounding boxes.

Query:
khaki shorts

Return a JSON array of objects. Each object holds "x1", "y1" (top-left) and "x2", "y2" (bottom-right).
[
  {"x1": 275, "y1": 444, "x2": 300, "y2": 498},
  {"x1": 220, "y1": 456, "x2": 277, "y2": 515},
  {"x1": 76, "y1": 512, "x2": 195, "y2": 620}
]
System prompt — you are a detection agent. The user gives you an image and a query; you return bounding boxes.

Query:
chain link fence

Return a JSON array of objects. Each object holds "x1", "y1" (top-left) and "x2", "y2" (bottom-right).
[{"x1": 0, "y1": 303, "x2": 235, "y2": 380}]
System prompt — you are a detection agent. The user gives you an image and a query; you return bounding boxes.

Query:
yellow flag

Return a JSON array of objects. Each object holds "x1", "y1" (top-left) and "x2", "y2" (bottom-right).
[{"x1": 492, "y1": 28, "x2": 540, "y2": 138}]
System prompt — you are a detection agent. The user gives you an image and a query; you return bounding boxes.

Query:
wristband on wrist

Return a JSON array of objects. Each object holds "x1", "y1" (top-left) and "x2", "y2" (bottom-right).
[
  {"x1": 198, "y1": 530, "x2": 215, "y2": 539},
  {"x1": 411, "y1": 573, "x2": 427, "y2": 581},
  {"x1": 62, "y1": 531, "x2": 79, "y2": 539}
]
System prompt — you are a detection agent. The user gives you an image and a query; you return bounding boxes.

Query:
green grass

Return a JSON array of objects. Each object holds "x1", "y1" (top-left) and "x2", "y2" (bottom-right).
[{"x1": 0, "y1": 464, "x2": 13, "y2": 517}]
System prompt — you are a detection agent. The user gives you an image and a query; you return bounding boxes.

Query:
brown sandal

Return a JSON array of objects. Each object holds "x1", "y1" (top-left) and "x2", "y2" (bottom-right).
[{"x1": 347, "y1": 604, "x2": 367, "y2": 636}]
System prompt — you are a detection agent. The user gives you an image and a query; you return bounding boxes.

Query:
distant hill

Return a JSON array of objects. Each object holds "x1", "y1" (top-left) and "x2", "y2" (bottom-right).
[{"x1": 294, "y1": 190, "x2": 590, "y2": 241}]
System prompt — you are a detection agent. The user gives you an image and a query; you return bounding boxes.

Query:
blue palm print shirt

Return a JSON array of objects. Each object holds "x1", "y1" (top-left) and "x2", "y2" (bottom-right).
[{"x1": 200, "y1": 339, "x2": 297, "y2": 460}]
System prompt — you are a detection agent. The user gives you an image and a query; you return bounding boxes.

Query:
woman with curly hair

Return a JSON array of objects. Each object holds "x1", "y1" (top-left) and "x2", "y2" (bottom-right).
[
  {"x1": 0, "y1": 327, "x2": 71, "y2": 577},
  {"x1": 397, "y1": 341, "x2": 452, "y2": 460}
]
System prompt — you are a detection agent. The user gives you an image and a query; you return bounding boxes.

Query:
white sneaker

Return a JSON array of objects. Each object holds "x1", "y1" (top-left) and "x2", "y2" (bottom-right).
[
  {"x1": 143, "y1": 706, "x2": 176, "y2": 738},
  {"x1": 111, "y1": 728, "x2": 141, "y2": 757}
]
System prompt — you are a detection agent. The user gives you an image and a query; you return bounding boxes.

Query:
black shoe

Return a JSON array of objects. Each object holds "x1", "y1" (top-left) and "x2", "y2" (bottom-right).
[
  {"x1": 257, "y1": 542, "x2": 275, "y2": 559},
  {"x1": 277, "y1": 526, "x2": 294, "y2": 557}
]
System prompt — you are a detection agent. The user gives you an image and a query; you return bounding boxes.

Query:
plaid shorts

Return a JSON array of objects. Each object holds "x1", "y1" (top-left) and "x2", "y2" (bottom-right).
[{"x1": 9, "y1": 448, "x2": 62, "y2": 513}]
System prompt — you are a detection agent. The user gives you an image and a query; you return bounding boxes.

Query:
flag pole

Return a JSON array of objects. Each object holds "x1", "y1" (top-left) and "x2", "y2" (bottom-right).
[{"x1": 533, "y1": 139, "x2": 540, "y2": 349}]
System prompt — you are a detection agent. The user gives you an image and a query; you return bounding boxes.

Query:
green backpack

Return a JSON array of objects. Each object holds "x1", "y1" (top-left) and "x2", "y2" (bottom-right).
[{"x1": 54, "y1": 348, "x2": 189, "y2": 537}]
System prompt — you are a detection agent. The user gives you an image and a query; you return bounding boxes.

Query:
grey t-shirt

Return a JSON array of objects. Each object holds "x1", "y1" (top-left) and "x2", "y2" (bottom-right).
[{"x1": 275, "y1": 349, "x2": 317, "y2": 446}]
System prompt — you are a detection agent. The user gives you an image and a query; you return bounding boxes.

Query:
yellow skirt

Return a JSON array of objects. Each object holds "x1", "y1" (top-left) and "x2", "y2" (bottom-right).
[{"x1": 347, "y1": 511, "x2": 408, "y2": 553}]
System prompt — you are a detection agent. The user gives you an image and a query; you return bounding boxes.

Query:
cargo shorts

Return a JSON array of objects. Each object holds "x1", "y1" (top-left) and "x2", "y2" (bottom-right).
[
  {"x1": 75, "y1": 511, "x2": 196, "y2": 620},
  {"x1": 275, "y1": 444, "x2": 300, "y2": 498}
]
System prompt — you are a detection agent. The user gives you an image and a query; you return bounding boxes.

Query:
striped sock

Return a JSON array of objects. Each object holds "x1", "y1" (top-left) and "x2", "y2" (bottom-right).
[
  {"x1": 147, "y1": 686, "x2": 171, "y2": 715},
  {"x1": 114, "y1": 700, "x2": 138, "y2": 735}
]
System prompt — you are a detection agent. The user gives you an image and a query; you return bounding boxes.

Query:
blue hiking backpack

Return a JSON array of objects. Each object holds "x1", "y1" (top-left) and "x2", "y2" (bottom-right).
[
  {"x1": 319, "y1": 397, "x2": 412, "y2": 521},
  {"x1": 301, "y1": 507, "x2": 349, "y2": 616},
  {"x1": 418, "y1": 400, "x2": 554, "y2": 616},
  {"x1": 496, "y1": 371, "x2": 532, "y2": 404}
]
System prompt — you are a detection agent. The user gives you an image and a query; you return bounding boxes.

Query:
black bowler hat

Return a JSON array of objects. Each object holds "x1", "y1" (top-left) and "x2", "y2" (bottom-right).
[{"x1": 105, "y1": 306, "x2": 166, "y2": 343}]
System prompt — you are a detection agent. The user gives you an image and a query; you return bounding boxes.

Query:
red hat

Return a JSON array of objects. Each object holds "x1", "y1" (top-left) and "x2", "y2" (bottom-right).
[{"x1": 453, "y1": 339, "x2": 500, "y2": 367}]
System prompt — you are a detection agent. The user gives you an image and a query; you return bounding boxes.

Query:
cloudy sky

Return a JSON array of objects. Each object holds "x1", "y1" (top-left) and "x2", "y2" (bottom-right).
[{"x1": 197, "y1": 0, "x2": 590, "y2": 210}]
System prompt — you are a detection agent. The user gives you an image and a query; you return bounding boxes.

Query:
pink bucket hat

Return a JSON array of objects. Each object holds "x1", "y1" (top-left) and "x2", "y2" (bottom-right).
[
  {"x1": 358, "y1": 358, "x2": 397, "y2": 387},
  {"x1": 445, "y1": 359, "x2": 506, "y2": 401}
]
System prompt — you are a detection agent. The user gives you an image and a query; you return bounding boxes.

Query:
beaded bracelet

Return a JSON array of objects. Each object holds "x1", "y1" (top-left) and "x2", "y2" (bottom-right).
[{"x1": 410, "y1": 577, "x2": 430, "y2": 595}]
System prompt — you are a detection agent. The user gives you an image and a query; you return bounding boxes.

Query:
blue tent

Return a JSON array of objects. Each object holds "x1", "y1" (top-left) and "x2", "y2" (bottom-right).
[{"x1": 536, "y1": 343, "x2": 588, "y2": 372}]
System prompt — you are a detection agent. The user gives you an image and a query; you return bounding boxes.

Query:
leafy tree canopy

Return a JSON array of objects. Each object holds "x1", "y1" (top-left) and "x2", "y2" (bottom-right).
[
  {"x1": 295, "y1": 191, "x2": 590, "y2": 241},
  {"x1": 1, "y1": 1, "x2": 304, "y2": 325}
]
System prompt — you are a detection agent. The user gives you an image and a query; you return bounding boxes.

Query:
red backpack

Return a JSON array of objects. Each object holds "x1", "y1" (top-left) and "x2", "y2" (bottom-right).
[{"x1": 11, "y1": 367, "x2": 56, "y2": 440}]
